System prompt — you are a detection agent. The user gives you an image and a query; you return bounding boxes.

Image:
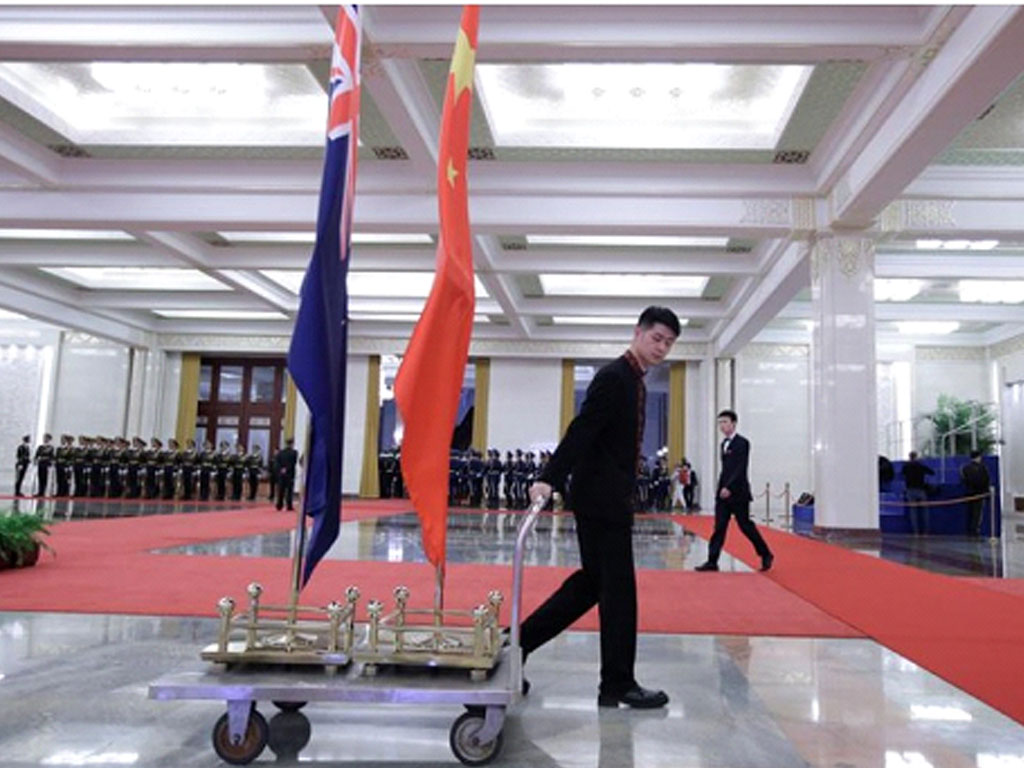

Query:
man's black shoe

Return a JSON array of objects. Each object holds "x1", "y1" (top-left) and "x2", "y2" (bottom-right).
[
  {"x1": 695, "y1": 561, "x2": 719, "y2": 572},
  {"x1": 521, "y1": 677, "x2": 531, "y2": 696},
  {"x1": 760, "y1": 553, "x2": 774, "y2": 572},
  {"x1": 598, "y1": 685, "x2": 668, "y2": 709}
]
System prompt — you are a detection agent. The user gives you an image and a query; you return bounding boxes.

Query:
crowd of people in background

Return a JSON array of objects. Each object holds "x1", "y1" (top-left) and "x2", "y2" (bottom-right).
[
  {"x1": 377, "y1": 446, "x2": 700, "y2": 513},
  {"x1": 12, "y1": 433, "x2": 299, "y2": 508}
]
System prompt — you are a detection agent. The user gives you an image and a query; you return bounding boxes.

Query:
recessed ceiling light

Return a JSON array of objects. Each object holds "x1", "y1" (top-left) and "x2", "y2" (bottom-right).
[
  {"x1": 526, "y1": 235, "x2": 728, "y2": 248},
  {"x1": 874, "y1": 279, "x2": 923, "y2": 302},
  {"x1": 42, "y1": 267, "x2": 230, "y2": 291},
  {"x1": 219, "y1": 232, "x2": 433, "y2": 245},
  {"x1": 350, "y1": 313, "x2": 490, "y2": 323},
  {"x1": 0, "y1": 229, "x2": 133, "y2": 241},
  {"x1": 476, "y1": 62, "x2": 811, "y2": 149},
  {"x1": 153, "y1": 310, "x2": 288, "y2": 320},
  {"x1": 540, "y1": 273, "x2": 707, "y2": 297},
  {"x1": 914, "y1": 239, "x2": 999, "y2": 251},
  {"x1": 0, "y1": 309, "x2": 29, "y2": 320},
  {"x1": 552, "y1": 315, "x2": 689, "y2": 326},
  {"x1": 895, "y1": 321, "x2": 960, "y2": 335},
  {"x1": 958, "y1": 280, "x2": 1024, "y2": 304},
  {"x1": 0, "y1": 62, "x2": 326, "y2": 146},
  {"x1": 260, "y1": 270, "x2": 490, "y2": 298}
]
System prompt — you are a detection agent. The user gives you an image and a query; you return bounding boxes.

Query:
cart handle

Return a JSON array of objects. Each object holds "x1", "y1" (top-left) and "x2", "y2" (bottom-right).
[{"x1": 508, "y1": 496, "x2": 546, "y2": 653}]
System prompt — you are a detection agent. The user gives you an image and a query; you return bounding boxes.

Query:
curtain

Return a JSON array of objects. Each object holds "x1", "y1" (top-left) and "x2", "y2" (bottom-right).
[
  {"x1": 175, "y1": 353, "x2": 201, "y2": 445},
  {"x1": 359, "y1": 355, "x2": 381, "y2": 498},
  {"x1": 472, "y1": 358, "x2": 490, "y2": 452},
  {"x1": 669, "y1": 361, "x2": 686, "y2": 468},
  {"x1": 560, "y1": 358, "x2": 575, "y2": 437}
]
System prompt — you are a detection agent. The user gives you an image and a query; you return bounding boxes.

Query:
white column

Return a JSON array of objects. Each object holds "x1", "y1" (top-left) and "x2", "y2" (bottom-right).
[
  {"x1": 698, "y1": 357, "x2": 717, "y2": 511},
  {"x1": 811, "y1": 237, "x2": 879, "y2": 530}
]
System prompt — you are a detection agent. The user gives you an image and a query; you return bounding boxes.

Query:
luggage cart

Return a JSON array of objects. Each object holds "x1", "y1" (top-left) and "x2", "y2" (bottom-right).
[{"x1": 149, "y1": 499, "x2": 545, "y2": 766}]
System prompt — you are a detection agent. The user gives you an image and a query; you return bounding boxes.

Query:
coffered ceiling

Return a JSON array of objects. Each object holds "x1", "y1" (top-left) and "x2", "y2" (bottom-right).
[{"x1": 1, "y1": 5, "x2": 1024, "y2": 356}]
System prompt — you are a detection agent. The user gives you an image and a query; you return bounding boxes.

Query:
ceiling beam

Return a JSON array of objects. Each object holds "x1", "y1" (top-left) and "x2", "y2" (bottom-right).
[
  {"x1": 830, "y1": 6, "x2": 1024, "y2": 227},
  {"x1": 714, "y1": 240, "x2": 810, "y2": 357}
]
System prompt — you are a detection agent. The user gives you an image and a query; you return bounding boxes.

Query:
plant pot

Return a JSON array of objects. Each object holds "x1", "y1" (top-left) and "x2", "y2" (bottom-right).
[{"x1": 20, "y1": 542, "x2": 40, "y2": 567}]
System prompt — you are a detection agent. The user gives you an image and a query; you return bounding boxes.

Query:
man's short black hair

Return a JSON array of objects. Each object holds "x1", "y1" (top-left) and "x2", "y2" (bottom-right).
[
  {"x1": 637, "y1": 306, "x2": 681, "y2": 337},
  {"x1": 717, "y1": 409, "x2": 738, "y2": 422},
  {"x1": 970, "y1": 449, "x2": 982, "y2": 459}
]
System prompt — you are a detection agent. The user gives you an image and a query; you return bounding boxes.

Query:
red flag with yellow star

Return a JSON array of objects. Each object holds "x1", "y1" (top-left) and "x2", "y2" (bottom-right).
[{"x1": 394, "y1": 6, "x2": 479, "y2": 570}]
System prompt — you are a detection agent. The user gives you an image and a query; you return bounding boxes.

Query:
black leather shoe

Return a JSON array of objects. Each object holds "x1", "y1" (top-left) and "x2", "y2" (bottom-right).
[
  {"x1": 521, "y1": 677, "x2": 531, "y2": 696},
  {"x1": 598, "y1": 685, "x2": 668, "y2": 709},
  {"x1": 695, "y1": 561, "x2": 719, "y2": 572},
  {"x1": 760, "y1": 553, "x2": 774, "y2": 572}
]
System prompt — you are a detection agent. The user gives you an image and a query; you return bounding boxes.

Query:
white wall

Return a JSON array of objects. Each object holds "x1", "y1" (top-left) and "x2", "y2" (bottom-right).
[
  {"x1": 996, "y1": 341, "x2": 1024, "y2": 504},
  {"x1": 736, "y1": 344, "x2": 812, "y2": 498},
  {"x1": 51, "y1": 333, "x2": 131, "y2": 438},
  {"x1": 0, "y1": 326, "x2": 59, "y2": 489},
  {"x1": 487, "y1": 358, "x2": 562, "y2": 453},
  {"x1": 342, "y1": 355, "x2": 369, "y2": 496},
  {"x1": 912, "y1": 346, "x2": 989, "y2": 453}
]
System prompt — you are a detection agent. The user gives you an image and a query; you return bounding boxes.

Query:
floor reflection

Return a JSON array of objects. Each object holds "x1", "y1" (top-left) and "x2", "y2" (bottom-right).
[
  {"x1": 1, "y1": 496, "x2": 255, "y2": 521},
  {"x1": 153, "y1": 511, "x2": 743, "y2": 572}
]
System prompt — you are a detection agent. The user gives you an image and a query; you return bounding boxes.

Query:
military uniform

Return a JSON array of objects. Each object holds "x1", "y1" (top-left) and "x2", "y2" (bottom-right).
[
  {"x1": 161, "y1": 441, "x2": 179, "y2": 500},
  {"x1": 230, "y1": 447, "x2": 245, "y2": 501},
  {"x1": 34, "y1": 437, "x2": 55, "y2": 497},
  {"x1": 14, "y1": 438, "x2": 31, "y2": 497},
  {"x1": 273, "y1": 443, "x2": 298, "y2": 511},
  {"x1": 198, "y1": 443, "x2": 214, "y2": 500},
  {"x1": 54, "y1": 436, "x2": 72, "y2": 497},
  {"x1": 143, "y1": 440, "x2": 161, "y2": 499},
  {"x1": 214, "y1": 444, "x2": 230, "y2": 501},
  {"x1": 246, "y1": 448, "x2": 263, "y2": 501},
  {"x1": 180, "y1": 441, "x2": 197, "y2": 500}
]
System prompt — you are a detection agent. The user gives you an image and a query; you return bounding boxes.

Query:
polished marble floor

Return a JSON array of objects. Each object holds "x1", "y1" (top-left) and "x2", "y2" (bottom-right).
[{"x1": 2, "y1": 612, "x2": 1024, "y2": 767}]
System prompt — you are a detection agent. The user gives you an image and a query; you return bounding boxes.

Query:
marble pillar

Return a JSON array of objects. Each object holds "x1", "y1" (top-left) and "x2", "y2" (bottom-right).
[{"x1": 811, "y1": 237, "x2": 879, "y2": 530}]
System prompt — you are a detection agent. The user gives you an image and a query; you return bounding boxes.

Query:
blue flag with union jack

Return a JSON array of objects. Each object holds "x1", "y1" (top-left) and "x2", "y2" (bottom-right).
[{"x1": 287, "y1": 4, "x2": 361, "y2": 587}]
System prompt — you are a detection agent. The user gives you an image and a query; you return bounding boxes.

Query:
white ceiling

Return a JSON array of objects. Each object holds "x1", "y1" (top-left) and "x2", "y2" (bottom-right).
[{"x1": 1, "y1": 5, "x2": 1024, "y2": 356}]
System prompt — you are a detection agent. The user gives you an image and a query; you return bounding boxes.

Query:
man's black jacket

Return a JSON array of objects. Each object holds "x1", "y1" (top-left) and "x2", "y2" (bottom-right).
[
  {"x1": 539, "y1": 355, "x2": 641, "y2": 523},
  {"x1": 718, "y1": 433, "x2": 753, "y2": 506}
]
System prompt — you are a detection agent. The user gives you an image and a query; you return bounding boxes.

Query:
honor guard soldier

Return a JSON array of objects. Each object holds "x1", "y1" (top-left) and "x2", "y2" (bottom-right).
[
  {"x1": 198, "y1": 440, "x2": 214, "y2": 500},
  {"x1": 214, "y1": 441, "x2": 230, "y2": 500},
  {"x1": 161, "y1": 439, "x2": 179, "y2": 500},
  {"x1": 88, "y1": 436, "x2": 105, "y2": 497},
  {"x1": 230, "y1": 443, "x2": 246, "y2": 501},
  {"x1": 54, "y1": 435, "x2": 73, "y2": 497},
  {"x1": 107, "y1": 437, "x2": 126, "y2": 498},
  {"x1": 143, "y1": 438, "x2": 161, "y2": 499},
  {"x1": 468, "y1": 450, "x2": 485, "y2": 507},
  {"x1": 273, "y1": 438, "x2": 298, "y2": 511},
  {"x1": 180, "y1": 439, "x2": 197, "y2": 500},
  {"x1": 14, "y1": 435, "x2": 31, "y2": 497},
  {"x1": 246, "y1": 444, "x2": 263, "y2": 501},
  {"x1": 34, "y1": 433, "x2": 55, "y2": 497},
  {"x1": 502, "y1": 451, "x2": 515, "y2": 509},
  {"x1": 72, "y1": 436, "x2": 88, "y2": 497},
  {"x1": 266, "y1": 447, "x2": 277, "y2": 502},
  {"x1": 125, "y1": 438, "x2": 143, "y2": 498},
  {"x1": 484, "y1": 449, "x2": 501, "y2": 508}
]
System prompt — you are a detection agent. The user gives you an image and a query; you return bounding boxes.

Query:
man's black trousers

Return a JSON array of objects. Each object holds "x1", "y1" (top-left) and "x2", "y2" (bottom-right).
[{"x1": 519, "y1": 513, "x2": 637, "y2": 696}]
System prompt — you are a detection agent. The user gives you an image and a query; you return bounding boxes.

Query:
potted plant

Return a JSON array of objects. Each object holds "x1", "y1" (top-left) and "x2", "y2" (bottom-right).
[
  {"x1": 925, "y1": 394, "x2": 997, "y2": 456},
  {"x1": 0, "y1": 513, "x2": 54, "y2": 569}
]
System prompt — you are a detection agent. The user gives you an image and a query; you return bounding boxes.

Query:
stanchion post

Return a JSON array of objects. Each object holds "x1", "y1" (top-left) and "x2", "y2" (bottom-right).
[
  {"x1": 764, "y1": 481, "x2": 771, "y2": 526},
  {"x1": 988, "y1": 485, "x2": 998, "y2": 543},
  {"x1": 783, "y1": 482, "x2": 791, "y2": 530}
]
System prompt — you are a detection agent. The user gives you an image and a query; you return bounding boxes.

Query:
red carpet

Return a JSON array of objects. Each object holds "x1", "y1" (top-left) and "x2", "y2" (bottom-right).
[
  {"x1": 678, "y1": 514, "x2": 1024, "y2": 726},
  {"x1": 5, "y1": 504, "x2": 1024, "y2": 724},
  {"x1": 0, "y1": 504, "x2": 853, "y2": 638}
]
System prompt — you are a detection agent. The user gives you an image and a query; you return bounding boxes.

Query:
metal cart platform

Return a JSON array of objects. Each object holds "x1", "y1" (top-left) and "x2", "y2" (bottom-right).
[{"x1": 148, "y1": 499, "x2": 544, "y2": 765}]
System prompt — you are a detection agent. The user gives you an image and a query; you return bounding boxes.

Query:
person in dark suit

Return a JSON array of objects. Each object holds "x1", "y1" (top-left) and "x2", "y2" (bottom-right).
[
  {"x1": 14, "y1": 435, "x2": 31, "y2": 497},
  {"x1": 273, "y1": 438, "x2": 299, "y2": 511},
  {"x1": 696, "y1": 410, "x2": 774, "y2": 572},
  {"x1": 519, "y1": 305, "x2": 680, "y2": 710}
]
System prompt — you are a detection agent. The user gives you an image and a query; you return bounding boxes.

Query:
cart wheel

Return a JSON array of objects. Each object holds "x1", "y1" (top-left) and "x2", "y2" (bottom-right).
[
  {"x1": 449, "y1": 711, "x2": 504, "y2": 766},
  {"x1": 212, "y1": 709, "x2": 269, "y2": 765},
  {"x1": 272, "y1": 700, "x2": 307, "y2": 712}
]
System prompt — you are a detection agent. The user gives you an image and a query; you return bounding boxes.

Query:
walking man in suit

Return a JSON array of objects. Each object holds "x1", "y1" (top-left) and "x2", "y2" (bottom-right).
[
  {"x1": 696, "y1": 410, "x2": 774, "y2": 572},
  {"x1": 520, "y1": 305, "x2": 680, "y2": 710}
]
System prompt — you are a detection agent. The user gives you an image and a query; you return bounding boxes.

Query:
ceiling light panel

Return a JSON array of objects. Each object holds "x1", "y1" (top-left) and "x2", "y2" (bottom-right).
[
  {"x1": 153, "y1": 310, "x2": 288, "y2": 320},
  {"x1": 552, "y1": 315, "x2": 690, "y2": 326},
  {"x1": 0, "y1": 229, "x2": 133, "y2": 241},
  {"x1": 350, "y1": 313, "x2": 490, "y2": 323},
  {"x1": 219, "y1": 232, "x2": 434, "y2": 245},
  {"x1": 0, "y1": 62, "x2": 326, "y2": 146},
  {"x1": 42, "y1": 267, "x2": 230, "y2": 291},
  {"x1": 874, "y1": 279, "x2": 923, "y2": 302},
  {"x1": 476, "y1": 63, "x2": 811, "y2": 149},
  {"x1": 958, "y1": 280, "x2": 1024, "y2": 303},
  {"x1": 540, "y1": 273, "x2": 708, "y2": 297},
  {"x1": 526, "y1": 235, "x2": 728, "y2": 248},
  {"x1": 260, "y1": 270, "x2": 490, "y2": 299},
  {"x1": 914, "y1": 239, "x2": 999, "y2": 251}
]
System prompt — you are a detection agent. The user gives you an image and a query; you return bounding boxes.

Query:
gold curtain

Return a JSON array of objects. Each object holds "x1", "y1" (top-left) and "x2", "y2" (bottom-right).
[
  {"x1": 668, "y1": 361, "x2": 686, "y2": 468},
  {"x1": 283, "y1": 371, "x2": 297, "y2": 441},
  {"x1": 472, "y1": 358, "x2": 490, "y2": 453},
  {"x1": 359, "y1": 355, "x2": 381, "y2": 498},
  {"x1": 560, "y1": 358, "x2": 575, "y2": 437},
  {"x1": 175, "y1": 353, "x2": 201, "y2": 445}
]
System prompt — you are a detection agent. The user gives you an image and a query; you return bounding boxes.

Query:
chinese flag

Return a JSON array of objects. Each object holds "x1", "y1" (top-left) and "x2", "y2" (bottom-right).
[{"x1": 394, "y1": 6, "x2": 479, "y2": 571}]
